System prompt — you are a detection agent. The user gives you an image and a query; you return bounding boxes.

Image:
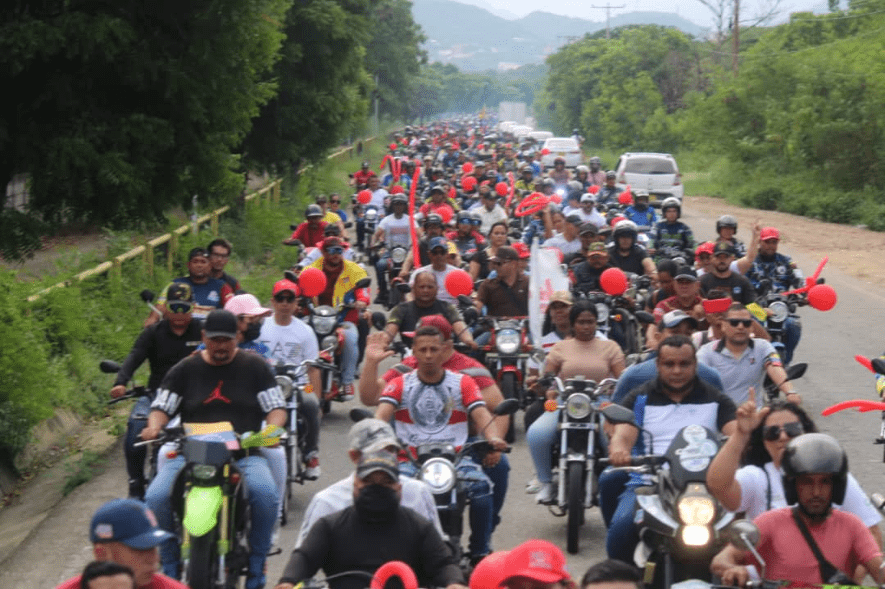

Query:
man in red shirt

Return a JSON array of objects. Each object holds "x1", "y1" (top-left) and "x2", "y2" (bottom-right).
[
  {"x1": 283, "y1": 204, "x2": 327, "y2": 247},
  {"x1": 55, "y1": 499, "x2": 187, "y2": 589},
  {"x1": 351, "y1": 161, "x2": 375, "y2": 189}
]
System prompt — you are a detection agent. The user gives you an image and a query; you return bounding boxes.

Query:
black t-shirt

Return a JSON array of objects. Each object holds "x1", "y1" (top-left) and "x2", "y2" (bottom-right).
[
  {"x1": 699, "y1": 272, "x2": 756, "y2": 304},
  {"x1": 152, "y1": 351, "x2": 285, "y2": 434},
  {"x1": 608, "y1": 245, "x2": 648, "y2": 275},
  {"x1": 388, "y1": 301, "x2": 463, "y2": 347},
  {"x1": 115, "y1": 319, "x2": 204, "y2": 390}
]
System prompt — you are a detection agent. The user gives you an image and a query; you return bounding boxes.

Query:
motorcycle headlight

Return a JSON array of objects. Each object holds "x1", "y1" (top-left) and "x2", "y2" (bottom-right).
[
  {"x1": 565, "y1": 392, "x2": 592, "y2": 420},
  {"x1": 321, "y1": 335, "x2": 338, "y2": 350},
  {"x1": 420, "y1": 457, "x2": 456, "y2": 493},
  {"x1": 495, "y1": 329, "x2": 521, "y2": 354},
  {"x1": 595, "y1": 303, "x2": 609, "y2": 323},
  {"x1": 677, "y1": 492, "x2": 716, "y2": 527},
  {"x1": 275, "y1": 375, "x2": 294, "y2": 399},
  {"x1": 313, "y1": 315, "x2": 337, "y2": 336},
  {"x1": 365, "y1": 209, "x2": 378, "y2": 220},
  {"x1": 767, "y1": 300, "x2": 789, "y2": 323},
  {"x1": 682, "y1": 525, "x2": 711, "y2": 546},
  {"x1": 192, "y1": 465, "x2": 217, "y2": 481},
  {"x1": 391, "y1": 248, "x2": 407, "y2": 264}
]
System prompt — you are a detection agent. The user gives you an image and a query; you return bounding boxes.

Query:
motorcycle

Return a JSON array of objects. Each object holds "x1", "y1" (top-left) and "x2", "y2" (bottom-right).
[
  {"x1": 136, "y1": 422, "x2": 282, "y2": 589},
  {"x1": 539, "y1": 375, "x2": 617, "y2": 554},
  {"x1": 761, "y1": 362, "x2": 806, "y2": 404},
  {"x1": 370, "y1": 243, "x2": 410, "y2": 310},
  {"x1": 602, "y1": 404, "x2": 735, "y2": 589},
  {"x1": 572, "y1": 288, "x2": 644, "y2": 356},
  {"x1": 363, "y1": 205, "x2": 381, "y2": 252},
  {"x1": 754, "y1": 278, "x2": 808, "y2": 365},
  {"x1": 476, "y1": 316, "x2": 533, "y2": 442}
]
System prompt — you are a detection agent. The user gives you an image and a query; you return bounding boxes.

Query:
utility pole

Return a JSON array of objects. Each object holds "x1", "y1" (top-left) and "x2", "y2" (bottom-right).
[
  {"x1": 591, "y1": 3, "x2": 625, "y2": 39},
  {"x1": 732, "y1": 0, "x2": 740, "y2": 75}
]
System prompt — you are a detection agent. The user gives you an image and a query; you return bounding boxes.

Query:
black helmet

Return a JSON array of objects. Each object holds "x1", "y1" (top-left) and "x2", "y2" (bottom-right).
[
  {"x1": 305, "y1": 204, "x2": 323, "y2": 218},
  {"x1": 323, "y1": 224, "x2": 341, "y2": 236},
  {"x1": 716, "y1": 214, "x2": 738, "y2": 234},
  {"x1": 423, "y1": 213, "x2": 443, "y2": 227},
  {"x1": 661, "y1": 197, "x2": 681, "y2": 218},
  {"x1": 361, "y1": 160, "x2": 370, "y2": 168},
  {"x1": 554, "y1": 157, "x2": 566, "y2": 165},
  {"x1": 781, "y1": 433, "x2": 848, "y2": 505},
  {"x1": 572, "y1": 128, "x2": 580, "y2": 135},
  {"x1": 605, "y1": 170, "x2": 617, "y2": 180},
  {"x1": 390, "y1": 193, "x2": 408, "y2": 206}
]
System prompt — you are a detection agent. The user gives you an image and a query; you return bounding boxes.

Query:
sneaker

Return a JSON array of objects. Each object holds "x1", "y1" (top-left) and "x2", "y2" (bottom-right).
[
  {"x1": 341, "y1": 383, "x2": 355, "y2": 402},
  {"x1": 304, "y1": 453, "x2": 322, "y2": 480},
  {"x1": 536, "y1": 482, "x2": 555, "y2": 504},
  {"x1": 525, "y1": 475, "x2": 542, "y2": 494},
  {"x1": 373, "y1": 293, "x2": 388, "y2": 305}
]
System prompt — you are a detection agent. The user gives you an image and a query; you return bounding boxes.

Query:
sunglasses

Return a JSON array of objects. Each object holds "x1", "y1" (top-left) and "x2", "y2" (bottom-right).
[
  {"x1": 431, "y1": 249, "x2": 447, "y2": 255},
  {"x1": 763, "y1": 421, "x2": 803, "y2": 441},
  {"x1": 274, "y1": 294, "x2": 296, "y2": 303},
  {"x1": 167, "y1": 302, "x2": 193, "y2": 314},
  {"x1": 330, "y1": 200, "x2": 340, "y2": 204},
  {"x1": 726, "y1": 318, "x2": 753, "y2": 327},
  {"x1": 325, "y1": 246, "x2": 344, "y2": 255}
]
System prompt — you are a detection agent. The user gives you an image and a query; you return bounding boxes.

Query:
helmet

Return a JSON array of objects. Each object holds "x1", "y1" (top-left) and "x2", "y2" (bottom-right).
[
  {"x1": 661, "y1": 197, "x2": 681, "y2": 218},
  {"x1": 470, "y1": 210, "x2": 483, "y2": 224},
  {"x1": 390, "y1": 193, "x2": 408, "y2": 206},
  {"x1": 589, "y1": 156, "x2": 601, "y2": 166},
  {"x1": 716, "y1": 214, "x2": 738, "y2": 234},
  {"x1": 519, "y1": 162, "x2": 531, "y2": 173},
  {"x1": 575, "y1": 165, "x2": 589, "y2": 175},
  {"x1": 323, "y1": 224, "x2": 341, "y2": 236},
  {"x1": 554, "y1": 157, "x2": 565, "y2": 165},
  {"x1": 456, "y1": 211, "x2": 473, "y2": 225},
  {"x1": 543, "y1": 178, "x2": 555, "y2": 187},
  {"x1": 605, "y1": 170, "x2": 617, "y2": 180},
  {"x1": 781, "y1": 433, "x2": 848, "y2": 505},
  {"x1": 572, "y1": 128, "x2": 580, "y2": 135},
  {"x1": 305, "y1": 204, "x2": 323, "y2": 218},
  {"x1": 423, "y1": 213, "x2": 443, "y2": 227},
  {"x1": 361, "y1": 160, "x2": 369, "y2": 168},
  {"x1": 568, "y1": 180, "x2": 583, "y2": 194},
  {"x1": 613, "y1": 220, "x2": 639, "y2": 241}
]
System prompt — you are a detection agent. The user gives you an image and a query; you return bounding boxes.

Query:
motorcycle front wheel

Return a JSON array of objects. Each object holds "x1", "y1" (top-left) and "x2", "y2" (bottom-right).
[
  {"x1": 566, "y1": 461, "x2": 585, "y2": 554},
  {"x1": 185, "y1": 530, "x2": 219, "y2": 589},
  {"x1": 499, "y1": 372, "x2": 518, "y2": 443}
]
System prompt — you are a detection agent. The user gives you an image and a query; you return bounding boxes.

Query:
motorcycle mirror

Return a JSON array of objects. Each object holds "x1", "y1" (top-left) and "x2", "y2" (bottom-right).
[
  {"x1": 99, "y1": 360, "x2": 122, "y2": 374},
  {"x1": 344, "y1": 222, "x2": 353, "y2": 228},
  {"x1": 396, "y1": 282, "x2": 412, "y2": 294},
  {"x1": 726, "y1": 519, "x2": 761, "y2": 548},
  {"x1": 494, "y1": 398, "x2": 519, "y2": 416},
  {"x1": 140, "y1": 289, "x2": 155, "y2": 303},
  {"x1": 601, "y1": 404, "x2": 637, "y2": 426},
  {"x1": 284, "y1": 270, "x2": 299, "y2": 283},
  {"x1": 462, "y1": 307, "x2": 479, "y2": 325},
  {"x1": 634, "y1": 311, "x2": 655, "y2": 325},
  {"x1": 816, "y1": 277, "x2": 826, "y2": 285},
  {"x1": 457, "y1": 294, "x2": 473, "y2": 307},
  {"x1": 757, "y1": 279, "x2": 772, "y2": 298},
  {"x1": 354, "y1": 277, "x2": 372, "y2": 290},
  {"x1": 785, "y1": 362, "x2": 807, "y2": 381},
  {"x1": 290, "y1": 224, "x2": 298, "y2": 231},
  {"x1": 371, "y1": 311, "x2": 387, "y2": 331},
  {"x1": 872, "y1": 358, "x2": 885, "y2": 375},
  {"x1": 349, "y1": 408, "x2": 373, "y2": 423}
]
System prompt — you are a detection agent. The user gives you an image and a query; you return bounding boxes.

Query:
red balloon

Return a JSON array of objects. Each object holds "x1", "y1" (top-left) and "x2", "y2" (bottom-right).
[
  {"x1": 437, "y1": 204, "x2": 454, "y2": 224},
  {"x1": 807, "y1": 284, "x2": 837, "y2": 311},
  {"x1": 461, "y1": 175, "x2": 477, "y2": 191},
  {"x1": 357, "y1": 189, "x2": 372, "y2": 205},
  {"x1": 477, "y1": 144, "x2": 485, "y2": 150},
  {"x1": 445, "y1": 269, "x2": 473, "y2": 297},
  {"x1": 600, "y1": 267, "x2": 628, "y2": 296},
  {"x1": 389, "y1": 185, "x2": 405, "y2": 195},
  {"x1": 462, "y1": 162, "x2": 475, "y2": 175},
  {"x1": 541, "y1": 148, "x2": 550, "y2": 155},
  {"x1": 610, "y1": 216, "x2": 626, "y2": 227},
  {"x1": 371, "y1": 562, "x2": 418, "y2": 589},
  {"x1": 495, "y1": 182, "x2": 509, "y2": 196},
  {"x1": 588, "y1": 185, "x2": 600, "y2": 195},
  {"x1": 388, "y1": 143, "x2": 397, "y2": 151},
  {"x1": 618, "y1": 191, "x2": 633, "y2": 205},
  {"x1": 298, "y1": 267, "x2": 328, "y2": 298},
  {"x1": 401, "y1": 138, "x2": 408, "y2": 145}
]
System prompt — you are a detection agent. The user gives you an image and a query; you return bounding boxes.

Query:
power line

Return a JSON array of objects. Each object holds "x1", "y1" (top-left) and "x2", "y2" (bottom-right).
[{"x1": 591, "y1": 3, "x2": 626, "y2": 39}]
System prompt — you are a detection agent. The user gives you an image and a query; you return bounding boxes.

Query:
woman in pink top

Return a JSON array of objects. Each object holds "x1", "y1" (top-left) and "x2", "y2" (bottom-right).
[{"x1": 527, "y1": 300, "x2": 625, "y2": 504}]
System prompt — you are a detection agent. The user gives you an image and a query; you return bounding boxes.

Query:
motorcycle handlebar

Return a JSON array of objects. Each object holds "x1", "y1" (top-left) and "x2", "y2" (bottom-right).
[
  {"x1": 107, "y1": 385, "x2": 150, "y2": 405},
  {"x1": 597, "y1": 455, "x2": 665, "y2": 468}
]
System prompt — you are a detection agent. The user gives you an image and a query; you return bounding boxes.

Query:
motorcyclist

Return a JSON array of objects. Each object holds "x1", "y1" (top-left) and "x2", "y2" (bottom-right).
[
  {"x1": 419, "y1": 184, "x2": 458, "y2": 216},
  {"x1": 572, "y1": 194, "x2": 607, "y2": 228},
  {"x1": 715, "y1": 214, "x2": 747, "y2": 257},
  {"x1": 597, "y1": 171, "x2": 622, "y2": 206},
  {"x1": 587, "y1": 156, "x2": 606, "y2": 186},
  {"x1": 622, "y1": 192, "x2": 657, "y2": 227},
  {"x1": 372, "y1": 193, "x2": 415, "y2": 304},
  {"x1": 608, "y1": 220, "x2": 656, "y2": 278},
  {"x1": 574, "y1": 165, "x2": 591, "y2": 190},
  {"x1": 514, "y1": 164, "x2": 534, "y2": 193},
  {"x1": 649, "y1": 197, "x2": 694, "y2": 262},
  {"x1": 399, "y1": 213, "x2": 445, "y2": 277},
  {"x1": 447, "y1": 210, "x2": 486, "y2": 261},
  {"x1": 283, "y1": 204, "x2": 327, "y2": 247},
  {"x1": 549, "y1": 157, "x2": 571, "y2": 184},
  {"x1": 296, "y1": 223, "x2": 356, "y2": 269},
  {"x1": 351, "y1": 161, "x2": 374, "y2": 189},
  {"x1": 110, "y1": 283, "x2": 203, "y2": 500}
]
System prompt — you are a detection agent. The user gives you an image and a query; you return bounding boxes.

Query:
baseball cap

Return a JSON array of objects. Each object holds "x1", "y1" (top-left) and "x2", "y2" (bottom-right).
[
  {"x1": 416, "y1": 314, "x2": 454, "y2": 340},
  {"x1": 272, "y1": 279, "x2": 300, "y2": 297},
  {"x1": 203, "y1": 309, "x2": 238, "y2": 339},
  {"x1": 760, "y1": 227, "x2": 780, "y2": 241},
  {"x1": 713, "y1": 241, "x2": 736, "y2": 256},
  {"x1": 166, "y1": 282, "x2": 194, "y2": 303},
  {"x1": 188, "y1": 247, "x2": 209, "y2": 261},
  {"x1": 225, "y1": 293, "x2": 272, "y2": 317},
  {"x1": 549, "y1": 290, "x2": 573, "y2": 306},
  {"x1": 429, "y1": 185, "x2": 445, "y2": 195},
  {"x1": 470, "y1": 552, "x2": 510, "y2": 589},
  {"x1": 502, "y1": 540, "x2": 571, "y2": 585},
  {"x1": 674, "y1": 266, "x2": 698, "y2": 282},
  {"x1": 578, "y1": 222, "x2": 598, "y2": 236},
  {"x1": 702, "y1": 297, "x2": 733, "y2": 314},
  {"x1": 512, "y1": 242, "x2": 530, "y2": 259},
  {"x1": 315, "y1": 194, "x2": 327, "y2": 203},
  {"x1": 490, "y1": 245, "x2": 519, "y2": 263},
  {"x1": 586, "y1": 242, "x2": 607, "y2": 255},
  {"x1": 321, "y1": 236, "x2": 344, "y2": 251},
  {"x1": 428, "y1": 236, "x2": 449, "y2": 252},
  {"x1": 356, "y1": 449, "x2": 400, "y2": 481},
  {"x1": 349, "y1": 418, "x2": 401, "y2": 453},
  {"x1": 580, "y1": 193, "x2": 595, "y2": 204},
  {"x1": 695, "y1": 241, "x2": 715, "y2": 257},
  {"x1": 90, "y1": 499, "x2": 173, "y2": 550},
  {"x1": 565, "y1": 214, "x2": 583, "y2": 226},
  {"x1": 660, "y1": 310, "x2": 699, "y2": 330}
]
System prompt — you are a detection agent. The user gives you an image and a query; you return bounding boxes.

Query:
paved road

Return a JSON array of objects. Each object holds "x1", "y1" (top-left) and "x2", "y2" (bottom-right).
[{"x1": 3, "y1": 202, "x2": 885, "y2": 587}]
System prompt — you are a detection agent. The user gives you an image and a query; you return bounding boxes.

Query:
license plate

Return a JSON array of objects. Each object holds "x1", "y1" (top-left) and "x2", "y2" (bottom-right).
[{"x1": 557, "y1": 152, "x2": 566, "y2": 157}]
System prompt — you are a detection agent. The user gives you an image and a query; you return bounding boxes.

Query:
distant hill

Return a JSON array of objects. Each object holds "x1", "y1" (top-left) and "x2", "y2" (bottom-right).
[{"x1": 413, "y1": 0, "x2": 709, "y2": 72}]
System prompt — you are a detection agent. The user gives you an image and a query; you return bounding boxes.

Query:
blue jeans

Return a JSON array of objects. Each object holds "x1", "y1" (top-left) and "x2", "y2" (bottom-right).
[
  {"x1": 598, "y1": 468, "x2": 640, "y2": 563},
  {"x1": 400, "y1": 455, "x2": 495, "y2": 557},
  {"x1": 526, "y1": 409, "x2": 559, "y2": 484},
  {"x1": 782, "y1": 317, "x2": 801, "y2": 365},
  {"x1": 341, "y1": 321, "x2": 359, "y2": 385},
  {"x1": 374, "y1": 253, "x2": 392, "y2": 296},
  {"x1": 467, "y1": 436, "x2": 510, "y2": 530},
  {"x1": 145, "y1": 453, "x2": 279, "y2": 587},
  {"x1": 124, "y1": 396, "x2": 153, "y2": 486}
]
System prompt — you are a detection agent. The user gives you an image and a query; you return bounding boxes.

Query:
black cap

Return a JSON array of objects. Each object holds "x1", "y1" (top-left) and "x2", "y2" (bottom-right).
[
  {"x1": 188, "y1": 247, "x2": 209, "y2": 261},
  {"x1": 491, "y1": 246, "x2": 519, "y2": 262},
  {"x1": 713, "y1": 241, "x2": 737, "y2": 256},
  {"x1": 674, "y1": 266, "x2": 698, "y2": 281},
  {"x1": 203, "y1": 309, "x2": 238, "y2": 339},
  {"x1": 166, "y1": 282, "x2": 194, "y2": 303}
]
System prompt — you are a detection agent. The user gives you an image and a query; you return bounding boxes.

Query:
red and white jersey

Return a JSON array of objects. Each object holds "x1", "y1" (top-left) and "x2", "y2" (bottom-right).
[{"x1": 380, "y1": 370, "x2": 485, "y2": 451}]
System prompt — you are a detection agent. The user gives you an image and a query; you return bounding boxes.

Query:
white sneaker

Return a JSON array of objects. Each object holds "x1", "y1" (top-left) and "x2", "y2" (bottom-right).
[
  {"x1": 525, "y1": 476, "x2": 542, "y2": 494},
  {"x1": 304, "y1": 453, "x2": 322, "y2": 480},
  {"x1": 536, "y1": 483, "x2": 555, "y2": 504}
]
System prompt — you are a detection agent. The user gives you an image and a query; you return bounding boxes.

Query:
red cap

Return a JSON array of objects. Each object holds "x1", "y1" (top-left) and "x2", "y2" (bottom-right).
[
  {"x1": 695, "y1": 241, "x2": 715, "y2": 257},
  {"x1": 416, "y1": 314, "x2": 453, "y2": 340},
  {"x1": 512, "y1": 242, "x2": 530, "y2": 259},
  {"x1": 272, "y1": 279, "x2": 300, "y2": 296},
  {"x1": 760, "y1": 227, "x2": 780, "y2": 241},
  {"x1": 469, "y1": 551, "x2": 510, "y2": 589},
  {"x1": 321, "y1": 236, "x2": 344, "y2": 251},
  {"x1": 702, "y1": 297, "x2": 732, "y2": 314},
  {"x1": 502, "y1": 540, "x2": 571, "y2": 584}
]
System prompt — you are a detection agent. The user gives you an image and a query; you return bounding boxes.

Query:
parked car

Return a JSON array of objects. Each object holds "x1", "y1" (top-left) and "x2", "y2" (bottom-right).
[
  {"x1": 528, "y1": 131, "x2": 553, "y2": 143},
  {"x1": 614, "y1": 152, "x2": 684, "y2": 204},
  {"x1": 540, "y1": 137, "x2": 583, "y2": 168}
]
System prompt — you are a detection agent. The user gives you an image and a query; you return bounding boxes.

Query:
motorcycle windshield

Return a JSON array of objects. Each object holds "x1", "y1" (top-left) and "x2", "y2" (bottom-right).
[{"x1": 664, "y1": 425, "x2": 720, "y2": 487}]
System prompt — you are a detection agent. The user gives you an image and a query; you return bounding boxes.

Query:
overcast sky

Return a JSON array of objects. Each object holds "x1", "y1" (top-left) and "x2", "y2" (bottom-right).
[{"x1": 468, "y1": 0, "x2": 832, "y2": 27}]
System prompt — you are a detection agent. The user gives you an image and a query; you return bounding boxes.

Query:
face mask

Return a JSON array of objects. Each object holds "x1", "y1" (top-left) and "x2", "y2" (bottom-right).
[
  {"x1": 243, "y1": 322, "x2": 262, "y2": 342},
  {"x1": 354, "y1": 483, "x2": 399, "y2": 523},
  {"x1": 635, "y1": 202, "x2": 648, "y2": 211}
]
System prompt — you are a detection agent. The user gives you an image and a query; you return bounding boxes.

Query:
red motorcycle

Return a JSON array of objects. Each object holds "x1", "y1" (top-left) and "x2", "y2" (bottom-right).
[{"x1": 478, "y1": 316, "x2": 534, "y2": 442}]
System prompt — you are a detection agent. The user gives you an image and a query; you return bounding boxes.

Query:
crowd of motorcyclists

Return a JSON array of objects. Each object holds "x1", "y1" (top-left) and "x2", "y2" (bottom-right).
[{"x1": 75, "y1": 117, "x2": 881, "y2": 589}]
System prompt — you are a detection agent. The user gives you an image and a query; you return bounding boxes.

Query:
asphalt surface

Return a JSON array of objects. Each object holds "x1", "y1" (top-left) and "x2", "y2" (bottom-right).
[{"x1": 3, "y1": 202, "x2": 885, "y2": 588}]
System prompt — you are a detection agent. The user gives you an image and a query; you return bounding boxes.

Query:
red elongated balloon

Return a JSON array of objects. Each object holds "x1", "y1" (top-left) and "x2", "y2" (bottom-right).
[
  {"x1": 371, "y1": 561, "x2": 418, "y2": 589},
  {"x1": 600, "y1": 267, "x2": 628, "y2": 296},
  {"x1": 448, "y1": 186, "x2": 457, "y2": 199},
  {"x1": 357, "y1": 189, "x2": 372, "y2": 205},
  {"x1": 855, "y1": 355, "x2": 874, "y2": 373},
  {"x1": 549, "y1": 193, "x2": 562, "y2": 204},
  {"x1": 807, "y1": 284, "x2": 837, "y2": 311},
  {"x1": 445, "y1": 269, "x2": 473, "y2": 297},
  {"x1": 462, "y1": 162, "x2": 474, "y2": 174},
  {"x1": 495, "y1": 182, "x2": 508, "y2": 196},
  {"x1": 298, "y1": 267, "x2": 328, "y2": 297}
]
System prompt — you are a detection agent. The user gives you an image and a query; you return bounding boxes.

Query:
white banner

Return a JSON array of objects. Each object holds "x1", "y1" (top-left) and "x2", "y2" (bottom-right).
[{"x1": 529, "y1": 242, "x2": 569, "y2": 347}]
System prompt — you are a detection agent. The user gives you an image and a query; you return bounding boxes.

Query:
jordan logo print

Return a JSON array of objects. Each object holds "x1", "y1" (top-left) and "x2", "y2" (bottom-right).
[{"x1": 204, "y1": 380, "x2": 231, "y2": 404}]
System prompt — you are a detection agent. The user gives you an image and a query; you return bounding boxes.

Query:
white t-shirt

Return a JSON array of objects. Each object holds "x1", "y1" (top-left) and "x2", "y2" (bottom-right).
[
  {"x1": 477, "y1": 205, "x2": 508, "y2": 235},
  {"x1": 410, "y1": 263, "x2": 461, "y2": 306},
  {"x1": 542, "y1": 235, "x2": 583, "y2": 256},
  {"x1": 258, "y1": 317, "x2": 319, "y2": 383},
  {"x1": 735, "y1": 462, "x2": 881, "y2": 526},
  {"x1": 370, "y1": 188, "x2": 388, "y2": 210},
  {"x1": 294, "y1": 474, "x2": 443, "y2": 548},
  {"x1": 378, "y1": 214, "x2": 415, "y2": 248}
]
